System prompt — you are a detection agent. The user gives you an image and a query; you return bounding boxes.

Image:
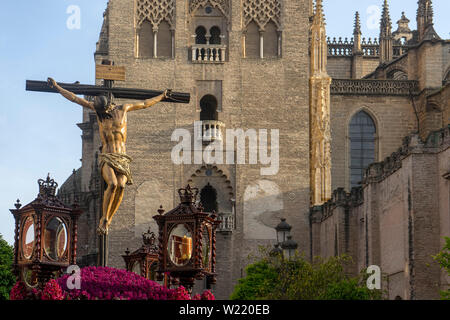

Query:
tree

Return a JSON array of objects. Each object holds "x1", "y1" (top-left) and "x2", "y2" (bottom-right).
[
  {"x1": 230, "y1": 260, "x2": 278, "y2": 300},
  {"x1": 230, "y1": 248, "x2": 382, "y2": 300},
  {"x1": 0, "y1": 234, "x2": 16, "y2": 300},
  {"x1": 434, "y1": 237, "x2": 450, "y2": 300}
]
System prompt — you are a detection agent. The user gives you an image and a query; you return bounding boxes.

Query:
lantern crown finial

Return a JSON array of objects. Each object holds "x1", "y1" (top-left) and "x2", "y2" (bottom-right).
[
  {"x1": 14, "y1": 199, "x2": 22, "y2": 209},
  {"x1": 38, "y1": 174, "x2": 58, "y2": 198},
  {"x1": 142, "y1": 227, "x2": 157, "y2": 246},
  {"x1": 178, "y1": 185, "x2": 199, "y2": 204}
]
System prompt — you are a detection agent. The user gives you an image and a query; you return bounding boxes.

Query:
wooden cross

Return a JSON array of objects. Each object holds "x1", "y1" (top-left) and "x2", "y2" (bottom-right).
[{"x1": 26, "y1": 60, "x2": 190, "y2": 104}]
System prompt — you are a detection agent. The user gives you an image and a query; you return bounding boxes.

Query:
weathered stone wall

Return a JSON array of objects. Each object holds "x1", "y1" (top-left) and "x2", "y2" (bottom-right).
[
  {"x1": 327, "y1": 57, "x2": 352, "y2": 79},
  {"x1": 311, "y1": 127, "x2": 450, "y2": 299},
  {"x1": 330, "y1": 95, "x2": 416, "y2": 191}
]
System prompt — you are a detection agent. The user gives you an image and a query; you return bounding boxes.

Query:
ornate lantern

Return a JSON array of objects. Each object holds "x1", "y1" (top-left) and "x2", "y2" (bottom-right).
[
  {"x1": 122, "y1": 227, "x2": 159, "y2": 281},
  {"x1": 281, "y1": 236, "x2": 298, "y2": 260},
  {"x1": 275, "y1": 218, "x2": 291, "y2": 244},
  {"x1": 9, "y1": 175, "x2": 83, "y2": 288},
  {"x1": 153, "y1": 185, "x2": 220, "y2": 291}
]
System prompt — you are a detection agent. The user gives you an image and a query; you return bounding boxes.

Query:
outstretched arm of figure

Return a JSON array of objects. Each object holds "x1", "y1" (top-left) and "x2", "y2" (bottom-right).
[
  {"x1": 126, "y1": 90, "x2": 171, "y2": 112},
  {"x1": 48, "y1": 77, "x2": 94, "y2": 110}
]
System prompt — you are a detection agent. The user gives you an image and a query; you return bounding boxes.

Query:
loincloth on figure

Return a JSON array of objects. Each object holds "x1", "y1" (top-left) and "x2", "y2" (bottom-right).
[{"x1": 99, "y1": 153, "x2": 134, "y2": 185}]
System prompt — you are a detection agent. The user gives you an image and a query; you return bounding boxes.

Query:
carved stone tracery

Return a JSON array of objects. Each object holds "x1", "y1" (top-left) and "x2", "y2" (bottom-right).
[
  {"x1": 189, "y1": 0, "x2": 231, "y2": 22},
  {"x1": 243, "y1": 0, "x2": 282, "y2": 31},
  {"x1": 136, "y1": 0, "x2": 175, "y2": 30}
]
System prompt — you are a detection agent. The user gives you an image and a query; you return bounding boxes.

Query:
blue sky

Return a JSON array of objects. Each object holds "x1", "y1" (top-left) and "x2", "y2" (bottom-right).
[{"x1": 0, "y1": 0, "x2": 449, "y2": 245}]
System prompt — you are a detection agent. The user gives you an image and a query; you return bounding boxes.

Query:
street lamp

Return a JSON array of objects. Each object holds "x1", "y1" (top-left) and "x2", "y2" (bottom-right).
[
  {"x1": 275, "y1": 218, "x2": 291, "y2": 244},
  {"x1": 281, "y1": 236, "x2": 298, "y2": 260}
]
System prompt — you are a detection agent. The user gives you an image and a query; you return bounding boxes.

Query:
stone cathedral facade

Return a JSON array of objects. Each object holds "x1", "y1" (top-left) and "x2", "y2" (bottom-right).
[{"x1": 58, "y1": 0, "x2": 449, "y2": 299}]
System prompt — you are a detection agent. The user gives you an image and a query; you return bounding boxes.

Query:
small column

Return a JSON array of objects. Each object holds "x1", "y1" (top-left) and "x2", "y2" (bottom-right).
[
  {"x1": 277, "y1": 31, "x2": 282, "y2": 58},
  {"x1": 153, "y1": 28, "x2": 158, "y2": 59},
  {"x1": 242, "y1": 31, "x2": 247, "y2": 58},
  {"x1": 259, "y1": 31, "x2": 264, "y2": 59},
  {"x1": 171, "y1": 29, "x2": 175, "y2": 59},
  {"x1": 135, "y1": 28, "x2": 140, "y2": 58}
]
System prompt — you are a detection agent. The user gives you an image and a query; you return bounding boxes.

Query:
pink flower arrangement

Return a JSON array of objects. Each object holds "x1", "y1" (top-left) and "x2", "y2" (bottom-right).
[
  {"x1": 10, "y1": 267, "x2": 215, "y2": 301},
  {"x1": 201, "y1": 290, "x2": 215, "y2": 300},
  {"x1": 10, "y1": 281, "x2": 28, "y2": 300},
  {"x1": 41, "y1": 279, "x2": 65, "y2": 300}
]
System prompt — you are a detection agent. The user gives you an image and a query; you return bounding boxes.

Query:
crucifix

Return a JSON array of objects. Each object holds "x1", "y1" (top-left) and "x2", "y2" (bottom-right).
[{"x1": 26, "y1": 60, "x2": 190, "y2": 265}]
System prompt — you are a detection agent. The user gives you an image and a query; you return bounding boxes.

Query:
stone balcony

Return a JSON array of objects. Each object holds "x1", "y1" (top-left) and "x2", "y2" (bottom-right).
[
  {"x1": 218, "y1": 212, "x2": 234, "y2": 233},
  {"x1": 191, "y1": 44, "x2": 227, "y2": 63},
  {"x1": 197, "y1": 120, "x2": 225, "y2": 143}
]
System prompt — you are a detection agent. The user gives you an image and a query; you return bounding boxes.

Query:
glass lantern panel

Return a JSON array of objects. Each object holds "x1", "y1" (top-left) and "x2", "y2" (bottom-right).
[
  {"x1": 277, "y1": 230, "x2": 287, "y2": 243},
  {"x1": 22, "y1": 217, "x2": 35, "y2": 260},
  {"x1": 44, "y1": 217, "x2": 68, "y2": 261},
  {"x1": 23, "y1": 267, "x2": 38, "y2": 288},
  {"x1": 150, "y1": 262, "x2": 158, "y2": 281},
  {"x1": 202, "y1": 227, "x2": 211, "y2": 271},
  {"x1": 168, "y1": 224, "x2": 193, "y2": 267},
  {"x1": 132, "y1": 262, "x2": 141, "y2": 275}
]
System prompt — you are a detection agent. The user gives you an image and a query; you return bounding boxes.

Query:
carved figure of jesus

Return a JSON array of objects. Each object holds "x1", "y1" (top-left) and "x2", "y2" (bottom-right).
[{"x1": 48, "y1": 77, "x2": 170, "y2": 235}]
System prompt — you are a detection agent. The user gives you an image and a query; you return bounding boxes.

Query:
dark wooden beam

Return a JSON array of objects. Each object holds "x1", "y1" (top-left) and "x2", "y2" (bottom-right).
[{"x1": 26, "y1": 80, "x2": 190, "y2": 104}]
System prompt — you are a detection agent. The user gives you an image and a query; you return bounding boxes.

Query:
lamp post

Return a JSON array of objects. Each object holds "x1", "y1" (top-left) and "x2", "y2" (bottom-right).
[
  {"x1": 273, "y1": 218, "x2": 298, "y2": 260},
  {"x1": 275, "y1": 218, "x2": 291, "y2": 244},
  {"x1": 10, "y1": 175, "x2": 83, "y2": 288}
]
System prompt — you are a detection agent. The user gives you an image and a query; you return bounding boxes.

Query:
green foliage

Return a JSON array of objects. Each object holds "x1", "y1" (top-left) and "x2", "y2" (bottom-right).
[
  {"x1": 320, "y1": 277, "x2": 381, "y2": 300},
  {"x1": 433, "y1": 237, "x2": 450, "y2": 300},
  {"x1": 230, "y1": 248, "x2": 382, "y2": 300},
  {"x1": 230, "y1": 260, "x2": 278, "y2": 300},
  {"x1": 0, "y1": 234, "x2": 16, "y2": 300}
]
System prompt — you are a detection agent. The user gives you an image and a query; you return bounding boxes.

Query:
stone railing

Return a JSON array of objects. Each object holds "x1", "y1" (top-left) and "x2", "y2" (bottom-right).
[
  {"x1": 331, "y1": 79, "x2": 418, "y2": 96},
  {"x1": 218, "y1": 212, "x2": 234, "y2": 233},
  {"x1": 327, "y1": 37, "x2": 353, "y2": 56},
  {"x1": 393, "y1": 45, "x2": 408, "y2": 58},
  {"x1": 363, "y1": 125, "x2": 450, "y2": 185},
  {"x1": 327, "y1": 37, "x2": 407, "y2": 58},
  {"x1": 197, "y1": 120, "x2": 225, "y2": 143},
  {"x1": 191, "y1": 45, "x2": 227, "y2": 63},
  {"x1": 310, "y1": 187, "x2": 364, "y2": 224}
]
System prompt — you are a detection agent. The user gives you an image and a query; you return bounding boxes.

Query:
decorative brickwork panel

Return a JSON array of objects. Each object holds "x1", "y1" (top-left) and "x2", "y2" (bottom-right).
[
  {"x1": 136, "y1": 0, "x2": 175, "y2": 29},
  {"x1": 243, "y1": 0, "x2": 282, "y2": 30},
  {"x1": 189, "y1": 0, "x2": 231, "y2": 21},
  {"x1": 331, "y1": 79, "x2": 418, "y2": 96}
]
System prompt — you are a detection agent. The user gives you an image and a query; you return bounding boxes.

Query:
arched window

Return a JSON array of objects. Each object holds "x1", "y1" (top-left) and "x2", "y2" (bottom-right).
[
  {"x1": 245, "y1": 21, "x2": 260, "y2": 58},
  {"x1": 210, "y1": 26, "x2": 221, "y2": 44},
  {"x1": 200, "y1": 95, "x2": 218, "y2": 121},
  {"x1": 158, "y1": 21, "x2": 172, "y2": 57},
  {"x1": 200, "y1": 183, "x2": 218, "y2": 213},
  {"x1": 138, "y1": 20, "x2": 154, "y2": 58},
  {"x1": 349, "y1": 111, "x2": 376, "y2": 188},
  {"x1": 263, "y1": 21, "x2": 278, "y2": 57},
  {"x1": 195, "y1": 26, "x2": 207, "y2": 44}
]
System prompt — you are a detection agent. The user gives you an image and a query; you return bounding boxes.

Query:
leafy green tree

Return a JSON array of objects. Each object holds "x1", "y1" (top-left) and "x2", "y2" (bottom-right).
[
  {"x1": 231, "y1": 248, "x2": 382, "y2": 300},
  {"x1": 230, "y1": 260, "x2": 278, "y2": 300},
  {"x1": 433, "y1": 237, "x2": 450, "y2": 300},
  {"x1": 0, "y1": 234, "x2": 16, "y2": 300}
]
